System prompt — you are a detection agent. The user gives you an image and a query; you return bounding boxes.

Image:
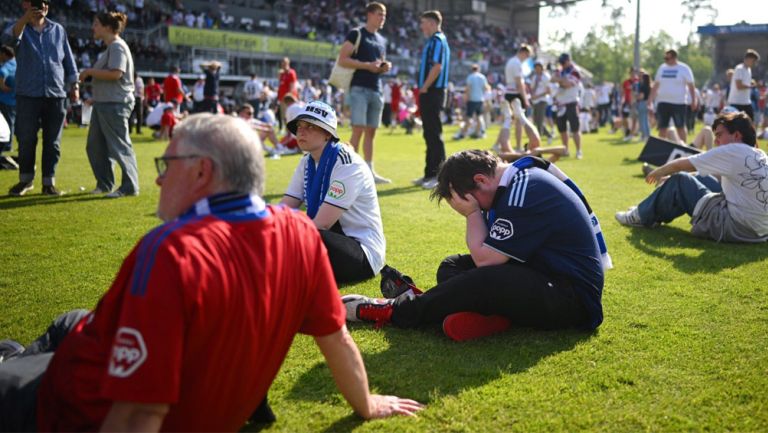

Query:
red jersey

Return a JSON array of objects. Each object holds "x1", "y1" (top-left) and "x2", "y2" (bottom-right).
[
  {"x1": 37, "y1": 195, "x2": 345, "y2": 432},
  {"x1": 622, "y1": 78, "x2": 636, "y2": 104},
  {"x1": 391, "y1": 83, "x2": 401, "y2": 114},
  {"x1": 163, "y1": 74, "x2": 184, "y2": 103},
  {"x1": 145, "y1": 83, "x2": 162, "y2": 104},
  {"x1": 277, "y1": 68, "x2": 297, "y2": 100}
]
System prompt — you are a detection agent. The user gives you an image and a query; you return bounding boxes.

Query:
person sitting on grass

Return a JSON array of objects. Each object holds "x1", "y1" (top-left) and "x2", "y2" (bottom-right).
[
  {"x1": 494, "y1": 98, "x2": 565, "y2": 162},
  {"x1": 0, "y1": 114, "x2": 422, "y2": 432},
  {"x1": 280, "y1": 100, "x2": 386, "y2": 284},
  {"x1": 237, "y1": 103, "x2": 283, "y2": 156},
  {"x1": 616, "y1": 111, "x2": 768, "y2": 243},
  {"x1": 343, "y1": 150, "x2": 610, "y2": 341}
]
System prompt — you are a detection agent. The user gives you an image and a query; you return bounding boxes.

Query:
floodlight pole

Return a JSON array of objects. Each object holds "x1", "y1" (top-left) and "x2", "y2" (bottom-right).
[{"x1": 633, "y1": 0, "x2": 641, "y2": 71}]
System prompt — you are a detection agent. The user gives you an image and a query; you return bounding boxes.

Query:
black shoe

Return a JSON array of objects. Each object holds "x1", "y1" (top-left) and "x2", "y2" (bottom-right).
[
  {"x1": 249, "y1": 396, "x2": 276, "y2": 424},
  {"x1": 380, "y1": 265, "x2": 422, "y2": 299},
  {"x1": 0, "y1": 339, "x2": 25, "y2": 363},
  {"x1": 0, "y1": 155, "x2": 18, "y2": 170},
  {"x1": 8, "y1": 181, "x2": 33, "y2": 196},
  {"x1": 42, "y1": 185, "x2": 65, "y2": 196}
]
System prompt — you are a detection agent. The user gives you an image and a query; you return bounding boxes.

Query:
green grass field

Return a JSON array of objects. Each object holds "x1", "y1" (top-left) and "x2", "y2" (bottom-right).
[{"x1": 1, "y1": 122, "x2": 766, "y2": 432}]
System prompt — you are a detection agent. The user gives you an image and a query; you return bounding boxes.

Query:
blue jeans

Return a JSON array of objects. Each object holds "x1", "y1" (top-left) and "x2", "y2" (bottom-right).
[
  {"x1": 0, "y1": 103, "x2": 15, "y2": 152},
  {"x1": 15, "y1": 96, "x2": 67, "y2": 185},
  {"x1": 86, "y1": 102, "x2": 139, "y2": 194},
  {"x1": 348, "y1": 86, "x2": 383, "y2": 128},
  {"x1": 636, "y1": 173, "x2": 722, "y2": 225},
  {"x1": 636, "y1": 101, "x2": 650, "y2": 138}
]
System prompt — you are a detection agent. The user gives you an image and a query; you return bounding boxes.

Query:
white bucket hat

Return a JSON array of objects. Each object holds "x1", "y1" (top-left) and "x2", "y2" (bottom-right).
[{"x1": 286, "y1": 100, "x2": 339, "y2": 140}]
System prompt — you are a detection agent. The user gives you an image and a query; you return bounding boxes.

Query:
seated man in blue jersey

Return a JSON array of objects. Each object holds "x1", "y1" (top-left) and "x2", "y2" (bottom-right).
[{"x1": 343, "y1": 150, "x2": 609, "y2": 341}]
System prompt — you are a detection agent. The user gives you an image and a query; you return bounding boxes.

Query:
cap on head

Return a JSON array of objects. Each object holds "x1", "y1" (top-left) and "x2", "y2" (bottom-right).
[
  {"x1": 558, "y1": 53, "x2": 570, "y2": 64},
  {"x1": 286, "y1": 100, "x2": 339, "y2": 140},
  {"x1": 721, "y1": 105, "x2": 739, "y2": 115}
]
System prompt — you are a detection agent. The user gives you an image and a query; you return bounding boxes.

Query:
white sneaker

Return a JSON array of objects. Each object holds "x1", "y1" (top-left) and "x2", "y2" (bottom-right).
[
  {"x1": 411, "y1": 177, "x2": 426, "y2": 186},
  {"x1": 421, "y1": 177, "x2": 438, "y2": 189},
  {"x1": 453, "y1": 132, "x2": 464, "y2": 140},
  {"x1": 615, "y1": 206, "x2": 644, "y2": 227},
  {"x1": 373, "y1": 172, "x2": 392, "y2": 184},
  {"x1": 576, "y1": 150, "x2": 583, "y2": 159}
]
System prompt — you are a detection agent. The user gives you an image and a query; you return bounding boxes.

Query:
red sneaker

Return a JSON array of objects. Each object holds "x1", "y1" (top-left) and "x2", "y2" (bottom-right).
[
  {"x1": 442, "y1": 312, "x2": 512, "y2": 342},
  {"x1": 342, "y1": 295, "x2": 394, "y2": 328}
]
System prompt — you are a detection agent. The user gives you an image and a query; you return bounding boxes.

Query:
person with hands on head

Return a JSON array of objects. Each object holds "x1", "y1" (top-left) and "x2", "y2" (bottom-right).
[
  {"x1": 0, "y1": 114, "x2": 422, "y2": 432},
  {"x1": 79, "y1": 11, "x2": 139, "y2": 198},
  {"x1": 343, "y1": 150, "x2": 608, "y2": 342},
  {"x1": 3, "y1": 0, "x2": 78, "y2": 196},
  {"x1": 616, "y1": 111, "x2": 768, "y2": 242},
  {"x1": 281, "y1": 100, "x2": 386, "y2": 285}
]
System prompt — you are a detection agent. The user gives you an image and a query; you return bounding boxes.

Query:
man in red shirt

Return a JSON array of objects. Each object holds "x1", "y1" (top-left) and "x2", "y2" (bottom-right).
[
  {"x1": 162, "y1": 66, "x2": 184, "y2": 105},
  {"x1": 277, "y1": 57, "x2": 297, "y2": 131},
  {"x1": 0, "y1": 115, "x2": 422, "y2": 432},
  {"x1": 144, "y1": 77, "x2": 162, "y2": 108},
  {"x1": 621, "y1": 68, "x2": 638, "y2": 140}
]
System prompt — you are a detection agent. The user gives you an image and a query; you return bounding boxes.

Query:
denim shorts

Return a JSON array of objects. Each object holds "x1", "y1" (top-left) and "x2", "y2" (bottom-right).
[{"x1": 348, "y1": 86, "x2": 384, "y2": 128}]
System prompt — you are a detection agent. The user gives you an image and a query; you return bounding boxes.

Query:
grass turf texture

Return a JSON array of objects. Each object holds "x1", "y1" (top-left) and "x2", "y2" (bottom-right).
[{"x1": 1, "y1": 123, "x2": 767, "y2": 432}]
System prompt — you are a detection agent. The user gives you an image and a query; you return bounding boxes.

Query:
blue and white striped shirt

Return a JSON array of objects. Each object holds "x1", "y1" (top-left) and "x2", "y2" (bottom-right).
[{"x1": 418, "y1": 31, "x2": 450, "y2": 89}]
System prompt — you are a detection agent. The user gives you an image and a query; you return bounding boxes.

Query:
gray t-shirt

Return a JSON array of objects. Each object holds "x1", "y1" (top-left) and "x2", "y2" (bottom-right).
[{"x1": 92, "y1": 38, "x2": 134, "y2": 103}]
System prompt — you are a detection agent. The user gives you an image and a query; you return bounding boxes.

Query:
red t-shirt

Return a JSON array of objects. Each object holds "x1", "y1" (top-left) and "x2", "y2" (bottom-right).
[
  {"x1": 391, "y1": 84, "x2": 401, "y2": 113},
  {"x1": 622, "y1": 78, "x2": 636, "y2": 104},
  {"x1": 37, "y1": 201, "x2": 344, "y2": 432},
  {"x1": 145, "y1": 83, "x2": 162, "y2": 103},
  {"x1": 163, "y1": 74, "x2": 184, "y2": 103},
  {"x1": 161, "y1": 110, "x2": 177, "y2": 129},
  {"x1": 277, "y1": 68, "x2": 297, "y2": 100}
]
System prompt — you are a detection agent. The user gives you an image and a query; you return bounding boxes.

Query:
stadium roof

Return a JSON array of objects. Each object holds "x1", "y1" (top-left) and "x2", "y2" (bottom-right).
[{"x1": 484, "y1": 0, "x2": 584, "y2": 10}]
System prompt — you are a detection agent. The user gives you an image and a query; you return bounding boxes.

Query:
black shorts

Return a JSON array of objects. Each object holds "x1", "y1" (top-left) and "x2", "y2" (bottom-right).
[
  {"x1": 656, "y1": 102, "x2": 687, "y2": 128},
  {"x1": 556, "y1": 102, "x2": 580, "y2": 133},
  {"x1": 465, "y1": 101, "x2": 483, "y2": 117},
  {"x1": 730, "y1": 104, "x2": 754, "y2": 122},
  {"x1": 504, "y1": 93, "x2": 528, "y2": 110}
]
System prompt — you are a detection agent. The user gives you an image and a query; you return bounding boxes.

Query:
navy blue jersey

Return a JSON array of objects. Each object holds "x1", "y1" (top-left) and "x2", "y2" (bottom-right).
[
  {"x1": 484, "y1": 167, "x2": 604, "y2": 328},
  {"x1": 418, "y1": 31, "x2": 450, "y2": 89},
  {"x1": 347, "y1": 28, "x2": 387, "y2": 92}
]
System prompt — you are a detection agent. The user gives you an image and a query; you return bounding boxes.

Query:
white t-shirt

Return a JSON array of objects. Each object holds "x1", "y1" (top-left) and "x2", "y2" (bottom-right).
[
  {"x1": 727, "y1": 63, "x2": 752, "y2": 105},
  {"x1": 504, "y1": 56, "x2": 523, "y2": 94},
  {"x1": 597, "y1": 83, "x2": 612, "y2": 105},
  {"x1": 689, "y1": 143, "x2": 768, "y2": 235},
  {"x1": 285, "y1": 145, "x2": 386, "y2": 273},
  {"x1": 244, "y1": 78, "x2": 263, "y2": 101},
  {"x1": 705, "y1": 88, "x2": 723, "y2": 109},
  {"x1": 654, "y1": 62, "x2": 695, "y2": 105},
  {"x1": 530, "y1": 72, "x2": 550, "y2": 104},
  {"x1": 581, "y1": 88, "x2": 596, "y2": 109},
  {"x1": 145, "y1": 102, "x2": 173, "y2": 127},
  {"x1": 555, "y1": 67, "x2": 581, "y2": 104}
]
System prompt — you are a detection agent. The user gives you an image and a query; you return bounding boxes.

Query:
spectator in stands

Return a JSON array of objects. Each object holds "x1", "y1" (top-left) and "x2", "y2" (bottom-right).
[
  {"x1": 0, "y1": 45, "x2": 16, "y2": 154},
  {"x1": 337, "y1": 2, "x2": 392, "y2": 184},
  {"x1": 130, "y1": 72, "x2": 144, "y2": 134},
  {"x1": 0, "y1": 114, "x2": 423, "y2": 432},
  {"x1": 4, "y1": 0, "x2": 78, "y2": 197},
  {"x1": 727, "y1": 49, "x2": 760, "y2": 121},
  {"x1": 617, "y1": 112, "x2": 767, "y2": 243},
  {"x1": 412, "y1": 10, "x2": 450, "y2": 190},
  {"x1": 144, "y1": 76, "x2": 161, "y2": 108},
  {"x1": 277, "y1": 57, "x2": 297, "y2": 131},
  {"x1": 200, "y1": 60, "x2": 221, "y2": 114},
  {"x1": 81, "y1": 11, "x2": 139, "y2": 198},
  {"x1": 163, "y1": 65, "x2": 184, "y2": 105},
  {"x1": 648, "y1": 49, "x2": 697, "y2": 144}
]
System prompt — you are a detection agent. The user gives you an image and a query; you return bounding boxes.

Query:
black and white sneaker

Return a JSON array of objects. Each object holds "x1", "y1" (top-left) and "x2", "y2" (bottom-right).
[
  {"x1": 0, "y1": 339, "x2": 25, "y2": 363},
  {"x1": 380, "y1": 265, "x2": 422, "y2": 299},
  {"x1": 8, "y1": 181, "x2": 33, "y2": 196},
  {"x1": 615, "y1": 206, "x2": 644, "y2": 227}
]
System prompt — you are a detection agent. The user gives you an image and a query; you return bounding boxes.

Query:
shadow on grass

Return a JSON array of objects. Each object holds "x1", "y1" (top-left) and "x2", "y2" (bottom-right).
[
  {"x1": 280, "y1": 326, "x2": 591, "y2": 431},
  {"x1": 627, "y1": 225, "x2": 768, "y2": 272},
  {"x1": 0, "y1": 192, "x2": 111, "y2": 210}
]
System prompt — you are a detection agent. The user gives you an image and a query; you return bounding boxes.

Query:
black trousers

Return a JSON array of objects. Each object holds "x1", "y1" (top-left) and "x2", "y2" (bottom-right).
[
  {"x1": 420, "y1": 87, "x2": 446, "y2": 179},
  {"x1": 129, "y1": 97, "x2": 144, "y2": 134},
  {"x1": 320, "y1": 229, "x2": 375, "y2": 285},
  {"x1": 0, "y1": 309, "x2": 89, "y2": 432},
  {"x1": 391, "y1": 254, "x2": 588, "y2": 329}
]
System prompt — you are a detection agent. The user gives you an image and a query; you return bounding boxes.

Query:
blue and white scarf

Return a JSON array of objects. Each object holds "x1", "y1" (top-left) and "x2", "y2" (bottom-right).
[
  {"x1": 506, "y1": 156, "x2": 613, "y2": 270},
  {"x1": 304, "y1": 140, "x2": 341, "y2": 219}
]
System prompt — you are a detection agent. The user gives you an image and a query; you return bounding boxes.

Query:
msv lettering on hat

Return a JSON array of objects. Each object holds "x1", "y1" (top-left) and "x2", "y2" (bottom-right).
[
  {"x1": 489, "y1": 218, "x2": 514, "y2": 240},
  {"x1": 108, "y1": 327, "x2": 148, "y2": 378},
  {"x1": 305, "y1": 105, "x2": 329, "y2": 118}
]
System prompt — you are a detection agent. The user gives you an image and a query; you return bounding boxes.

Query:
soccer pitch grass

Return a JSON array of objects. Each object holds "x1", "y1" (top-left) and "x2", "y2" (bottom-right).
[{"x1": 0, "y1": 123, "x2": 766, "y2": 432}]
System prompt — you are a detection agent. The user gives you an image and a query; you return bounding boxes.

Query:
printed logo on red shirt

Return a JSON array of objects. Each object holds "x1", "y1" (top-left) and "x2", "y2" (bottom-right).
[{"x1": 108, "y1": 327, "x2": 148, "y2": 378}]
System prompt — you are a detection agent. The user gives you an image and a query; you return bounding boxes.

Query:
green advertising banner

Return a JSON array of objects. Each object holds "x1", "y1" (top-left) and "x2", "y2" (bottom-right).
[{"x1": 168, "y1": 26, "x2": 337, "y2": 59}]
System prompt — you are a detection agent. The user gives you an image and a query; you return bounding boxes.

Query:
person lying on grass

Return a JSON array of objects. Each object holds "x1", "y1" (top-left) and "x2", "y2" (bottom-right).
[
  {"x1": 343, "y1": 150, "x2": 610, "y2": 341},
  {"x1": 280, "y1": 100, "x2": 387, "y2": 285},
  {"x1": 616, "y1": 111, "x2": 768, "y2": 243},
  {"x1": 0, "y1": 114, "x2": 422, "y2": 432}
]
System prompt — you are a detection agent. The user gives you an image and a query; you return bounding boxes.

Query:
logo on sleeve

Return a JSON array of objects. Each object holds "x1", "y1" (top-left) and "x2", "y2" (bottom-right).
[
  {"x1": 327, "y1": 180, "x2": 346, "y2": 199},
  {"x1": 489, "y1": 218, "x2": 514, "y2": 240},
  {"x1": 108, "y1": 327, "x2": 147, "y2": 378}
]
